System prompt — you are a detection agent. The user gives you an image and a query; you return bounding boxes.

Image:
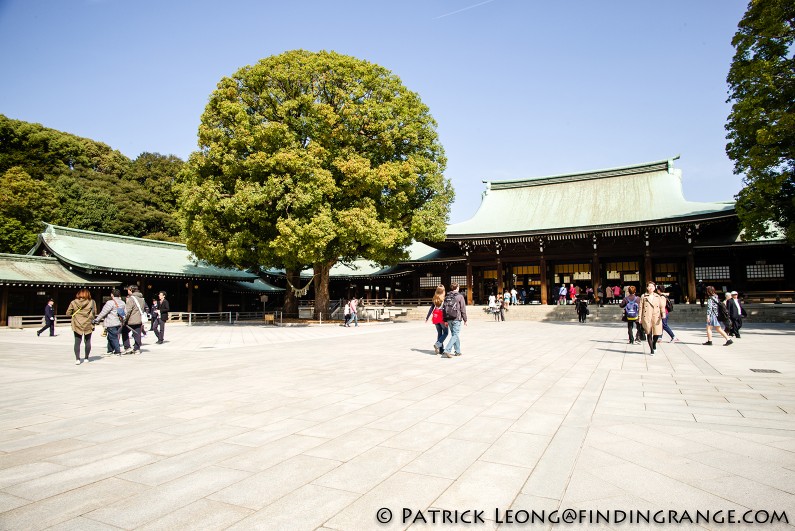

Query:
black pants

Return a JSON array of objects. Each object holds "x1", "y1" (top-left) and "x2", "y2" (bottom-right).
[
  {"x1": 730, "y1": 318, "x2": 742, "y2": 337},
  {"x1": 647, "y1": 332, "x2": 660, "y2": 352},
  {"x1": 154, "y1": 318, "x2": 166, "y2": 341},
  {"x1": 74, "y1": 332, "x2": 92, "y2": 360},
  {"x1": 627, "y1": 320, "x2": 641, "y2": 342},
  {"x1": 121, "y1": 324, "x2": 142, "y2": 351},
  {"x1": 38, "y1": 319, "x2": 55, "y2": 336}
]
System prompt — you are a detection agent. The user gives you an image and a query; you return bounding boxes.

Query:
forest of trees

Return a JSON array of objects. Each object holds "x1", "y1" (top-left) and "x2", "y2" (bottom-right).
[{"x1": 0, "y1": 114, "x2": 184, "y2": 254}]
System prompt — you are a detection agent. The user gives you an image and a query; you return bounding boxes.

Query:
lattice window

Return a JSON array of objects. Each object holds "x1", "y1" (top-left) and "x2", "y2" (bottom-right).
[
  {"x1": 554, "y1": 263, "x2": 590, "y2": 274},
  {"x1": 419, "y1": 276, "x2": 441, "y2": 288},
  {"x1": 513, "y1": 265, "x2": 540, "y2": 275},
  {"x1": 746, "y1": 264, "x2": 784, "y2": 279},
  {"x1": 482, "y1": 270, "x2": 497, "y2": 279},
  {"x1": 450, "y1": 275, "x2": 468, "y2": 287},
  {"x1": 695, "y1": 266, "x2": 731, "y2": 281}
]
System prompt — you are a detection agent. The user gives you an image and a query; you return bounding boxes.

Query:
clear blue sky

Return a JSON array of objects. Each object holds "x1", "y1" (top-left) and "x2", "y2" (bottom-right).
[{"x1": 0, "y1": 0, "x2": 749, "y2": 223}]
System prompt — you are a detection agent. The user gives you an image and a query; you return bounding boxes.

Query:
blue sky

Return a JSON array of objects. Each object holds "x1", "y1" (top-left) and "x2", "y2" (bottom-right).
[{"x1": 0, "y1": 0, "x2": 748, "y2": 223}]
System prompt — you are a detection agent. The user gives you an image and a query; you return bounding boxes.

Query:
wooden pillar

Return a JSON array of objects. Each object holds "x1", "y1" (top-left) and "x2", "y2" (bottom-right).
[
  {"x1": 1, "y1": 285, "x2": 8, "y2": 326},
  {"x1": 540, "y1": 256, "x2": 548, "y2": 305},
  {"x1": 496, "y1": 255, "x2": 503, "y2": 296},
  {"x1": 187, "y1": 282, "x2": 194, "y2": 313},
  {"x1": 644, "y1": 250, "x2": 653, "y2": 286},
  {"x1": 217, "y1": 287, "x2": 223, "y2": 312},
  {"x1": 466, "y1": 258, "x2": 473, "y2": 305},
  {"x1": 592, "y1": 252, "x2": 600, "y2": 300},
  {"x1": 686, "y1": 249, "x2": 696, "y2": 303}
]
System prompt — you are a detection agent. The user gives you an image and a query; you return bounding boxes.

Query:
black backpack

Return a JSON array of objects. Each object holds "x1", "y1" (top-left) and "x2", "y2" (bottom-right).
[
  {"x1": 717, "y1": 300, "x2": 730, "y2": 323},
  {"x1": 442, "y1": 292, "x2": 461, "y2": 321}
]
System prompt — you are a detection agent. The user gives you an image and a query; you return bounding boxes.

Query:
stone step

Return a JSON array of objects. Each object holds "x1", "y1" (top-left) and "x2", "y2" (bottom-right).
[{"x1": 395, "y1": 303, "x2": 795, "y2": 323}]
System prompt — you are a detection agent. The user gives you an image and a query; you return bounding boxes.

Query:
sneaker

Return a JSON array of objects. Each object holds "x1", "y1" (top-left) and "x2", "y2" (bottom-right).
[
  {"x1": 649, "y1": 350, "x2": 655, "y2": 356},
  {"x1": 454, "y1": 352, "x2": 462, "y2": 356},
  {"x1": 724, "y1": 339, "x2": 733, "y2": 346},
  {"x1": 441, "y1": 351, "x2": 452, "y2": 358},
  {"x1": 75, "y1": 359, "x2": 82, "y2": 365},
  {"x1": 671, "y1": 337, "x2": 680, "y2": 343},
  {"x1": 37, "y1": 330, "x2": 41, "y2": 337},
  {"x1": 628, "y1": 340, "x2": 633, "y2": 344},
  {"x1": 433, "y1": 345, "x2": 440, "y2": 354},
  {"x1": 702, "y1": 341, "x2": 713, "y2": 346},
  {"x1": 156, "y1": 340, "x2": 164, "y2": 345},
  {"x1": 634, "y1": 340, "x2": 641, "y2": 345}
]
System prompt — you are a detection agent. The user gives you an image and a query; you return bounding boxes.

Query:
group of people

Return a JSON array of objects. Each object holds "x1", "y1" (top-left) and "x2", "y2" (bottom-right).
[{"x1": 38, "y1": 286, "x2": 170, "y2": 364}]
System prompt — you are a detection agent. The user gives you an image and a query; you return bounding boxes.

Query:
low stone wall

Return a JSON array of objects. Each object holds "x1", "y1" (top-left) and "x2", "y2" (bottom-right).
[{"x1": 397, "y1": 303, "x2": 795, "y2": 323}]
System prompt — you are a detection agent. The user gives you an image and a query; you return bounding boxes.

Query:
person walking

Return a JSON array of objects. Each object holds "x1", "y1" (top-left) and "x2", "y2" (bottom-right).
[
  {"x1": 613, "y1": 284, "x2": 622, "y2": 304},
  {"x1": 149, "y1": 297, "x2": 159, "y2": 335},
  {"x1": 656, "y1": 286, "x2": 679, "y2": 343},
  {"x1": 558, "y1": 284, "x2": 567, "y2": 305},
  {"x1": 348, "y1": 297, "x2": 359, "y2": 327},
  {"x1": 510, "y1": 287, "x2": 518, "y2": 306},
  {"x1": 703, "y1": 285, "x2": 733, "y2": 346},
  {"x1": 696, "y1": 280, "x2": 706, "y2": 307},
  {"x1": 568, "y1": 284, "x2": 576, "y2": 305},
  {"x1": 605, "y1": 285, "x2": 613, "y2": 306},
  {"x1": 441, "y1": 282, "x2": 467, "y2": 358},
  {"x1": 425, "y1": 285, "x2": 449, "y2": 354},
  {"x1": 728, "y1": 291, "x2": 746, "y2": 338},
  {"x1": 343, "y1": 299, "x2": 351, "y2": 326},
  {"x1": 620, "y1": 285, "x2": 642, "y2": 344},
  {"x1": 121, "y1": 285, "x2": 148, "y2": 354},
  {"x1": 66, "y1": 289, "x2": 97, "y2": 364},
  {"x1": 639, "y1": 282, "x2": 665, "y2": 355},
  {"x1": 153, "y1": 291, "x2": 170, "y2": 344},
  {"x1": 93, "y1": 288, "x2": 124, "y2": 355},
  {"x1": 37, "y1": 298, "x2": 56, "y2": 337},
  {"x1": 723, "y1": 291, "x2": 735, "y2": 337}
]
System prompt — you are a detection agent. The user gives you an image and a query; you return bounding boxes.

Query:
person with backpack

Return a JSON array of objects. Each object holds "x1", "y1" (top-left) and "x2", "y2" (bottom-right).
[
  {"x1": 441, "y1": 282, "x2": 467, "y2": 358},
  {"x1": 65, "y1": 289, "x2": 97, "y2": 364},
  {"x1": 656, "y1": 286, "x2": 679, "y2": 343},
  {"x1": 619, "y1": 285, "x2": 641, "y2": 344},
  {"x1": 93, "y1": 288, "x2": 125, "y2": 355},
  {"x1": 704, "y1": 285, "x2": 732, "y2": 346},
  {"x1": 425, "y1": 285, "x2": 449, "y2": 354},
  {"x1": 639, "y1": 282, "x2": 665, "y2": 355}
]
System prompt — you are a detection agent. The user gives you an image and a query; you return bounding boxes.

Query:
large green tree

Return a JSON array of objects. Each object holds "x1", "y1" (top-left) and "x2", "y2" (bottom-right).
[
  {"x1": 726, "y1": 0, "x2": 795, "y2": 242},
  {"x1": 179, "y1": 50, "x2": 453, "y2": 317}
]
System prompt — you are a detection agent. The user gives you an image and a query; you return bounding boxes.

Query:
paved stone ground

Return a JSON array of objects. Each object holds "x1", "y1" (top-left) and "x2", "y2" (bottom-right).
[{"x1": 0, "y1": 319, "x2": 793, "y2": 530}]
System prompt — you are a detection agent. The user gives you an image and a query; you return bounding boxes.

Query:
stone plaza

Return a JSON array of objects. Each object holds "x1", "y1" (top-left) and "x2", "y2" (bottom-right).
[{"x1": 0, "y1": 317, "x2": 793, "y2": 529}]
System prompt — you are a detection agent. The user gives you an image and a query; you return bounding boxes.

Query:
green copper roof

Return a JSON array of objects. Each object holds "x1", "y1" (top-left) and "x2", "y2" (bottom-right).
[
  {"x1": 31, "y1": 225, "x2": 259, "y2": 281},
  {"x1": 0, "y1": 253, "x2": 120, "y2": 287},
  {"x1": 447, "y1": 158, "x2": 736, "y2": 237}
]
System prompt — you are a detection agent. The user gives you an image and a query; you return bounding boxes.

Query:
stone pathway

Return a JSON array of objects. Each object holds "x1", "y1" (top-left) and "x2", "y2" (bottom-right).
[{"x1": 0, "y1": 320, "x2": 793, "y2": 529}]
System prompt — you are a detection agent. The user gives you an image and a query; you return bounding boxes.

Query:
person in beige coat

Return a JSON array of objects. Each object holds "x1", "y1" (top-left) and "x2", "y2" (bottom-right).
[
  {"x1": 66, "y1": 289, "x2": 97, "y2": 365},
  {"x1": 639, "y1": 281, "x2": 665, "y2": 356}
]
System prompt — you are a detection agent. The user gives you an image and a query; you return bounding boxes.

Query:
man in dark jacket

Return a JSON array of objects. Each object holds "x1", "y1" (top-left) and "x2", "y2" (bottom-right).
[
  {"x1": 727, "y1": 291, "x2": 745, "y2": 338},
  {"x1": 441, "y1": 282, "x2": 468, "y2": 358},
  {"x1": 37, "y1": 298, "x2": 56, "y2": 336},
  {"x1": 154, "y1": 291, "x2": 170, "y2": 344}
]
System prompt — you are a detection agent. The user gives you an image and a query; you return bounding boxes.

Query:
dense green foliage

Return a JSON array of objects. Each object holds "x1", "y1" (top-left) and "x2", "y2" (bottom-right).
[
  {"x1": 179, "y1": 50, "x2": 453, "y2": 315},
  {"x1": 726, "y1": 0, "x2": 795, "y2": 243},
  {"x1": 0, "y1": 115, "x2": 183, "y2": 253}
]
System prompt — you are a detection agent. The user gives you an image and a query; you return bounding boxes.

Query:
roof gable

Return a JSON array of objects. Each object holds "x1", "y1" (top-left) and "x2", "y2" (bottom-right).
[
  {"x1": 447, "y1": 158, "x2": 735, "y2": 237},
  {"x1": 32, "y1": 225, "x2": 259, "y2": 281}
]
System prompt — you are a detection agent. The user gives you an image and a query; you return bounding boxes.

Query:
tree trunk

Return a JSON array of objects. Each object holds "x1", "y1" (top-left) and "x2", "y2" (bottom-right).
[
  {"x1": 283, "y1": 267, "x2": 300, "y2": 318},
  {"x1": 313, "y1": 260, "x2": 334, "y2": 320}
]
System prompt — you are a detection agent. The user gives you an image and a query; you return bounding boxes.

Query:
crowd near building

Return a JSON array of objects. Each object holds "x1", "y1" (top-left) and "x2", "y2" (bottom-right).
[{"x1": 1, "y1": 158, "x2": 793, "y2": 323}]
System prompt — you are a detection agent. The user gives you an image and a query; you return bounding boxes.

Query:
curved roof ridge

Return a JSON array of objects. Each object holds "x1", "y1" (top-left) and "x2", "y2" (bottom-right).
[
  {"x1": 486, "y1": 156, "x2": 680, "y2": 190},
  {"x1": 42, "y1": 223, "x2": 187, "y2": 249}
]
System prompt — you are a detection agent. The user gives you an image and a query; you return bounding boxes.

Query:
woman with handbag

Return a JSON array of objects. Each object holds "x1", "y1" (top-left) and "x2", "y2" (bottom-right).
[
  {"x1": 66, "y1": 289, "x2": 97, "y2": 365},
  {"x1": 639, "y1": 282, "x2": 665, "y2": 355},
  {"x1": 425, "y1": 285, "x2": 449, "y2": 354},
  {"x1": 93, "y1": 288, "x2": 124, "y2": 355},
  {"x1": 704, "y1": 285, "x2": 733, "y2": 346}
]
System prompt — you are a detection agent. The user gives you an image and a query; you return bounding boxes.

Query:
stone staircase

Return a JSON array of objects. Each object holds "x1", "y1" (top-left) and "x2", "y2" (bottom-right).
[{"x1": 395, "y1": 303, "x2": 795, "y2": 323}]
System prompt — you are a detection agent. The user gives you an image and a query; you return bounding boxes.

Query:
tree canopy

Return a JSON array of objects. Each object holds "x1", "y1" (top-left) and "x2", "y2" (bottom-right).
[
  {"x1": 726, "y1": 0, "x2": 795, "y2": 242},
  {"x1": 179, "y1": 50, "x2": 453, "y2": 316},
  {"x1": 0, "y1": 114, "x2": 184, "y2": 253}
]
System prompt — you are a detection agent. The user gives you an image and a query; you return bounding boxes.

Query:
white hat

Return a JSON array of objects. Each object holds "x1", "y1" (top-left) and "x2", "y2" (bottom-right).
[{"x1": 730, "y1": 291, "x2": 738, "y2": 295}]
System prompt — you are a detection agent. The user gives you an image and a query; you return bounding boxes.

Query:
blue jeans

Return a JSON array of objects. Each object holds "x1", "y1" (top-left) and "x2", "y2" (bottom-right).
[
  {"x1": 434, "y1": 323, "x2": 448, "y2": 348},
  {"x1": 445, "y1": 319, "x2": 463, "y2": 354},
  {"x1": 106, "y1": 326, "x2": 121, "y2": 353},
  {"x1": 662, "y1": 317, "x2": 675, "y2": 340}
]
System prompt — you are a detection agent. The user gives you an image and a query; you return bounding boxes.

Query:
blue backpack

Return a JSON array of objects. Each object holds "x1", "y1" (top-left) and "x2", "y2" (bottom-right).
[
  {"x1": 114, "y1": 299, "x2": 125, "y2": 319},
  {"x1": 624, "y1": 297, "x2": 639, "y2": 320}
]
